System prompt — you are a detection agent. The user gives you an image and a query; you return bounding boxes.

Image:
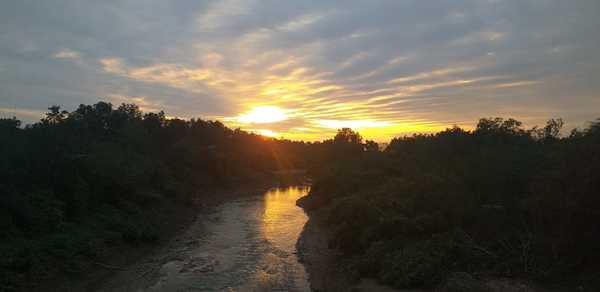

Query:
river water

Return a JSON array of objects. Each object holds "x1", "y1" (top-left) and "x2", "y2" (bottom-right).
[{"x1": 146, "y1": 186, "x2": 311, "y2": 292}]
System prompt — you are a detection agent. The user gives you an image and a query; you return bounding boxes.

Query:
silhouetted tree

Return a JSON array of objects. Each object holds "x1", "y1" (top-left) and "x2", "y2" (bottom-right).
[
  {"x1": 334, "y1": 127, "x2": 362, "y2": 144},
  {"x1": 364, "y1": 140, "x2": 379, "y2": 152},
  {"x1": 531, "y1": 118, "x2": 564, "y2": 140},
  {"x1": 42, "y1": 105, "x2": 68, "y2": 125},
  {"x1": 475, "y1": 117, "x2": 525, "y2": 136},
  {"x1": 0, "y1": 117, "x2": 20, "y2": 133}
]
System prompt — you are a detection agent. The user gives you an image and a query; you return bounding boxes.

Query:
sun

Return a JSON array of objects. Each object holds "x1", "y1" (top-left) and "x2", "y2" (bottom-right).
[{"x1": 238, "y1": 106, "x2": 287, "y2": 124}]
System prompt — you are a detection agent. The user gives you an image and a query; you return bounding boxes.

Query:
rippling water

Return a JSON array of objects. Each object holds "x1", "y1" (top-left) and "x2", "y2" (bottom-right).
[{"x1": 147, "y1": 186, "x2": 311, "y2": 292}]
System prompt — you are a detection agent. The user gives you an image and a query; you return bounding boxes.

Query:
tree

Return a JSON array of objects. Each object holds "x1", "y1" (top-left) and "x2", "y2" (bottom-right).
[
  {"x1": 531, "y1": 118, "x2": 564, "y2": 140},
  {"x1": 0, "y1": 117, "x2": 21, "y2": 129},
  {"x1": 543, "y1": 118, "x2": 564, "y2": 139},
  {"x1": 364, "y1": 140, "x2": 379, "y2": 152},
  {"x1": 42, "y1": 105, "x2": 68, "y2": 125},
  {"x1": 0, "y1": 117, "x2": 21, "y2": 138},
  {"x1": 334, "y1": 128, "x2": 363, "y2": 145},
  {"x1": 116, "y1": 103, "x2": 142, "y2": 121},
  {"x1": 142, "y1": 111, "x2": 166, "y2": 132},
  {"x1": 475, "y1": 117, "x2": 524, "y2": 134},
  {"x1": 584, "y1": 118, "x2": 600, "y2": 137}
]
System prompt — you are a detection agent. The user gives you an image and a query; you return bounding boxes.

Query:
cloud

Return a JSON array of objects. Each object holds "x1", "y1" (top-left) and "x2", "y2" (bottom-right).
[
  {"x1": 107, "y1": 95, "x2": 163, "y2": 113},
  {"x1": 99, "y1": 58, "x2": 126, "y2": 74},
  {"x1": 53, "y1": 49, "x2": 81, "y2": 60},
  {"x1": 1, "y1": 1, "x2": 599, "y2": 141},
  {"x1": 0, "y1": 107, "x2": 45, "y2": 120},
  {"x1": 314, "y1": 119, "x2": 390, "y2": 129}
]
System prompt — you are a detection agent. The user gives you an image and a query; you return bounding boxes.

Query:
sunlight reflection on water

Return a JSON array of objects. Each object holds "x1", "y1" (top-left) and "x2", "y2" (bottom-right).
[
  {"x1": 263, "y1": 186, "x2": 311, "y2": 252},
  {"x1": 147, "y1": 185, "x2": 311, "y2": 292}
]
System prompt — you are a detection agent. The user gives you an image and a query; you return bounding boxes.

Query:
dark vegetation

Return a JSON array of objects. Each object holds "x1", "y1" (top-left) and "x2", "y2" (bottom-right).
[
  {"x1": 3, "y1": 101, "x2": 599, "y2": 291},
  {"x1": 299, "y1": 118, "x2": 600, "y2": 290},
  {"x1": 0, "y1": 102, "x2": 312, "y2": 291}
]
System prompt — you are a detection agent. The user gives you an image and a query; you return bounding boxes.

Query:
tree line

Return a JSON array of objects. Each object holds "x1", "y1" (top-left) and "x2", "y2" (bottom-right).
[
  {"x1": 2, "y1": 101, "x2": 599, "y2": 290},
  {"x1": 0, "y1": 101, "x2": 318, "y2": 290},
  {"x1": 299, "y1": 117, "x2": 600, "y2": 290}
]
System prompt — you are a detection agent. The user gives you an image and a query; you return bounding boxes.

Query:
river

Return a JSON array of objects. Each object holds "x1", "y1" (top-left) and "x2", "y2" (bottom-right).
[{"x1": 142, "y1": 185, "x2": 312, "y2": 292}]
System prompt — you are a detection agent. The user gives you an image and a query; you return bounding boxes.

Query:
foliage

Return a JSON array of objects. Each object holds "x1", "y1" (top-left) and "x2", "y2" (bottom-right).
[
  {"x1": 0, "y1": 102, "x2": 312, "y2": 290},
  {"x1": 4, "y1": 103, "x2": 599, "y2": 290},
  {"x1": 301, "y1": 117, "x2": 600, "y2": 290}
]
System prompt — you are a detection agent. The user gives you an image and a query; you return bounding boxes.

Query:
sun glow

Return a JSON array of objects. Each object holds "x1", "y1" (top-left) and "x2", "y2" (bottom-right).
[
  {"x1": 238, "y1": 106, "x2": 287, "y2": 124},
  {"x1": 255, "y1": 129, "x2": 279, "y2": 137}
]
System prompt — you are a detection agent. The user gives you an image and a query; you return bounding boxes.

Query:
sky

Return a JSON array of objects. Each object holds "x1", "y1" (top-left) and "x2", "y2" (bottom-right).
[{"x1": 1, "y1": 0, "x2": 599, "y2": 141}]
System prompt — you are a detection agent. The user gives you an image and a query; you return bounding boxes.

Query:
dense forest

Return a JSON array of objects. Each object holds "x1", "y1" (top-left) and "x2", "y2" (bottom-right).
[
  {"x1": 299, "y1": 117, "x2": 600, "y2": 290},
  {"x1": 3, "y1": 101, "x2": 599, "y2": 291},
  {"x1": 0, "y1": 102, "x2": 321, "y2": 290}
]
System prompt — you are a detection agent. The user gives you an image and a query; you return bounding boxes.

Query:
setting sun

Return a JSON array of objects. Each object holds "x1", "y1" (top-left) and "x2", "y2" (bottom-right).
[{"x1": 238, "y1": 106, "x2": 287, "y2": 124}]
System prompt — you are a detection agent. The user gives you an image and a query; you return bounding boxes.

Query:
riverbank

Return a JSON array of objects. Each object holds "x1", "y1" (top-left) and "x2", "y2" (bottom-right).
[
  {"x1": 296, "y1": 209, "x2": 349, "y2": 292},
  {"x1": 296, "y1": 205, "x2": 407, "y2": 292},
  {"x1": 296, "y1": 195, "x2": 555, "y2": 292},
  {"x1": 31, "y1": 183, "x2": 276, "y2": 292},
  {"x1": 87, "y1": 184, "x2": 311, "y2": 291}
]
